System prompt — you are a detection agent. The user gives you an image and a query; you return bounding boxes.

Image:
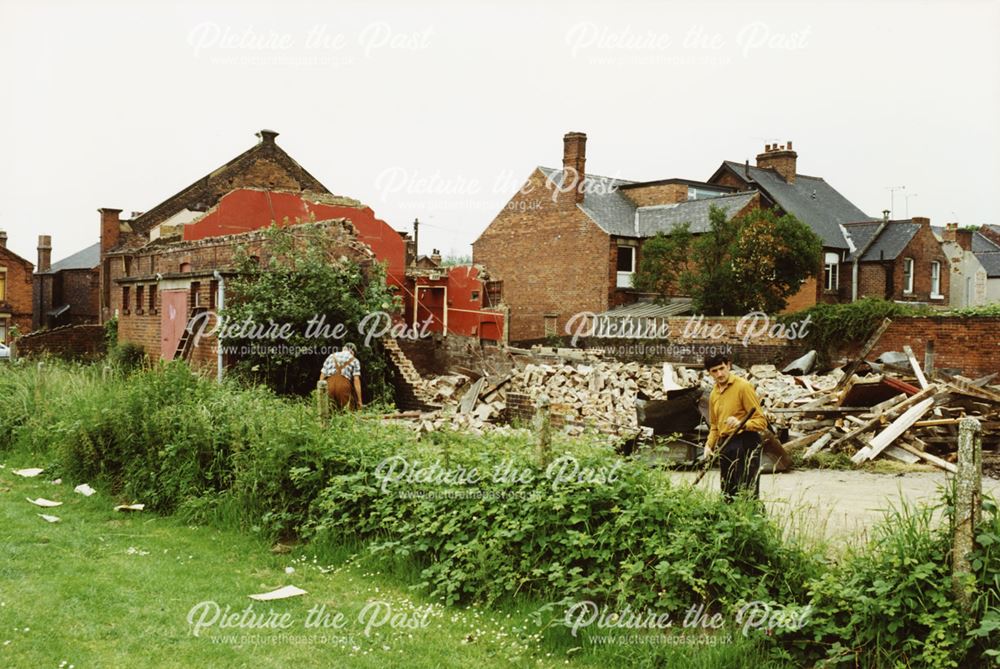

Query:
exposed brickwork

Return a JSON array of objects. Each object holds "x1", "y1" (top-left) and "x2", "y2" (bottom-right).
[
  {"x1": 473, "y1": 167, "x2": 611, "y2": 342},
  {"x1": 850, "y1": 219, "x2": 950, "y2": 304},
  {"x1": 842, "y1": 317, "x2": 1000, "y2": 378},
  {"x1": 16, "y1": 324, "x2": 105, "y2": 360},
  {"x1": 113, "y1": 220, "x2": 375, "y2": 366},
  {"x1": 619, "y1": 183, "x2": 688, "y2": 207},
  {"x1": 756, "y1": 143, "x2": 797, "y2": 183},
  {"x1": 397, "y1": 334, "x2": 517, "y2": 379},
  {"x1": 0, "y1": 246, "x2": 34, "y2": 343},
  {"x1": 34, "y1": 268, "x2": 99, "y2": 329}
]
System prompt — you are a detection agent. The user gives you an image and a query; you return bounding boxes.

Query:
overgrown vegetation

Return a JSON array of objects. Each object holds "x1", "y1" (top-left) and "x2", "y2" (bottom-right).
[
  {"x1": 632, "y1": 206, "x2": 823, "y2": 314},
  {"x1": 778, "y1": 298, "x2": 934, "y2": 365},
  {"x1": 1, "y1": 361, "x2": 997, "y2": 667},
  {"x1": 223, "y1": 222, "x2": 400, "y2": 397}
]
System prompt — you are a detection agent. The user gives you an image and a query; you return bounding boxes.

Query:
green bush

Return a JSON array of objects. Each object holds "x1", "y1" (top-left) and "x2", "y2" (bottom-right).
[{"x1": 768, "y1": 495, "x2": 1000, "y2": 668}]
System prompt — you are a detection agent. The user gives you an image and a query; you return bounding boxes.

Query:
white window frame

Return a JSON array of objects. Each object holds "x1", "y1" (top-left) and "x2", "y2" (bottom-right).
[
  {"x1": 903, "y1": 257, "x2": 914, "y2": 294},
  {"x1": 616, "y1": 245, "x2": 635, "y2": 289},
  {"x1": 930, "y1": 261, "x2": 942, "y2": 299},
  {"x1": 823, "y1": 252, "x2": 839, "y2": 291}
]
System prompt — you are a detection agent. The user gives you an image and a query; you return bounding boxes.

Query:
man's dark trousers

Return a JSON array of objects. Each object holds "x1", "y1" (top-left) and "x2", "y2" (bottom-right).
[{"x1": 720, "y1": 431, "x2": 762, "y2": 501}]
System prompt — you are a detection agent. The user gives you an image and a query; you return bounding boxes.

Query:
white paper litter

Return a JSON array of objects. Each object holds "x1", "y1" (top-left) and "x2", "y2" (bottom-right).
[
  {"x1": 51, "y1": 478, "x2": 62, "y2": 485},
  {"x1": 248, "y1": 585, "x2": 307, "y2": 601},
  {"x1": 114, "y1": 504, "x2": 145, "y2": 512},
  {"x1": 74, "y1": 484, "x2": 96, "y2": 497},
  {"x1": 37, "y1": 514, "x2": 61, "y2": 523},
  {"x1": 12, "y1": 468, "x2": 44, "y2": 478},
  {"x1": 26, "y1": 497, "x2": 62, "y2": 508}
]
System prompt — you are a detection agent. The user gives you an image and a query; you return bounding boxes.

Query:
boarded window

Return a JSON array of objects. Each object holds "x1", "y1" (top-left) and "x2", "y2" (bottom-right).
[
  {"x1": 544, "y1": 313, "x2": 558, "y2": 337},
  {"x1": 136, "y1": 285, "x2": 144, "y2": 313}
]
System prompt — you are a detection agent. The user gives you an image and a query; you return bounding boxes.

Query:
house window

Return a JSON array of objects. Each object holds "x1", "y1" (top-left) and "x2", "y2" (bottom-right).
[
  {"x1": 123, "y1": 257, "x2": 132, "y2": 277},
  {"x1": 209, "y1": 280, "x2": 218, "y2": 310},
  {"x1": 136, "y1": 285, "x2": 144, "y2": 314},
  {"x1": 903, "y1": 258, "x2": 914, "y2": 294},
  {"x1": 190, "y1": 281, "x2": 201, "y2": 308},
  {"x1": 0, "y1": 268, "x2": 6, "y2": 301},
  {"x1": 544, "y1": 313, "x2": 558, "y2": 337},
  {"x1": 471, "y1": 290, "x2": 479, "y2": 303},
  {"x1": 824, "y1": 252, "x2": 839, "y2": 291},
  {"x1": 930, "y1": 261, "x2": 941, "y2": 297},
  {"x1": 616, "y1": 246, "x2": 635, "y2": 289},
  {"x1": 122, "y1": 286, "x2": 131, "y2": 314},
  {"x1": 0, "y1": 317, "x2": 7, "y2": 344},
  {"x1": 148, "y1": 284, "x2": 157, "y2": 313}
]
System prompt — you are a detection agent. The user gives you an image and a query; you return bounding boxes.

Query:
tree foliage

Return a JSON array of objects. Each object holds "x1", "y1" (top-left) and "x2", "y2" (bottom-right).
[
  {"x1": 632, "y1": 205, "x2": 823, "y2": 315},
  {"x1": 222, "y1": 222, "x2": 401, "y2": 398}
]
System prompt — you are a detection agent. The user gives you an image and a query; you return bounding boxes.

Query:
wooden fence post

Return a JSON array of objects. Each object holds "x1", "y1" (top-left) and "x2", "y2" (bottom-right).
[
  {"x1": 535, "y1": 393, "x2": 551, "y2": 466},
  {"x1": 317, "y1": 380, "x2": 330, "y2": 422},
  {"x1": 953, "y1": 416, "x2": 982, "y2": 613}
]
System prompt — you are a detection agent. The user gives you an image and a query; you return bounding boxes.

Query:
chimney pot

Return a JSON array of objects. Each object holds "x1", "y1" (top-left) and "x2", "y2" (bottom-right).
[
  {"x1": 786, "y1": 140, "x2": 793, "y2": 150},
  {"x1": 0, "y1": 229, "x2": 7, "y2": 249},
  {"x1": 257, "y1": 129, "x2": 279, "y2": 144},
  {"x1": 37, "y1": 234, "x2": 52, "y2": 272},
  {"x1": 756, "y1": 139, "x2": 798, "y2": 183}
]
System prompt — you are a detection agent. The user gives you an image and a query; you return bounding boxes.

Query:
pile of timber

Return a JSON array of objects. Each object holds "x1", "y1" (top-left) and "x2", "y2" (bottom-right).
[{"x1": 773, "y1": 343, "x2": 1000, "y2": 470}]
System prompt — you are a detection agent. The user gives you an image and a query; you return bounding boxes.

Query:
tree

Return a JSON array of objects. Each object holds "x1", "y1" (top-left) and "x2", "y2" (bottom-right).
[
  {"x1": 223, "y1": 222, "x2": 401, "y2": 397},
  {"x1": 631, "y1": 224, "x2": 692, "y2": 296},
  {"x1": 632, "y1": 205, "x2": 823, "y2": 315}
]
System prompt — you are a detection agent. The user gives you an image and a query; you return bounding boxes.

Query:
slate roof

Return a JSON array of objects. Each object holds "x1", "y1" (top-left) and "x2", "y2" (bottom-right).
[
  {"x1": 40, "y1": 242, "x2": 100, "y2": 274},
  {"x1": 976, "y1": 252, "x2": 1000, "y2": 278},
  {"x1": 538, "y1": 167, "x2": 638, "y2": 236},
  {"x1": 537, "y1": 167, "x2": 752, "y2": 238},
  {"x1": 636, "y1": 192, "x2": 758, "y2": 236},
  {"x1": 844, "y1": 221, "x2": 920, "y2": 261},
  {"x1": 713, "y1": 161, "x2": 872, "y2": 249},
  {"x1": 973, "y1": 231, "x2": 1000, "y2": 253}
]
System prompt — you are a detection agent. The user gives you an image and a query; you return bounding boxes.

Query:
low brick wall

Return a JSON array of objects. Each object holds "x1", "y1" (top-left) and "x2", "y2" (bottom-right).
[
  {"x1": 842, "y1": 316, "x2": 1000, "y2": 378},
  {"x1": 16, "y1": 325, "x2": 106, "y2": 360},
  {"x1": 398, "y1": 334, "x2": 517, "y2": 379}
]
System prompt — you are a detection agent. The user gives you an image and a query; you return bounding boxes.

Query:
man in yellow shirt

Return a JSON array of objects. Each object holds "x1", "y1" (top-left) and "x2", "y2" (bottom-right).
[{"x1": 704, "y1": 353, "x2": 768, "y2": 501}]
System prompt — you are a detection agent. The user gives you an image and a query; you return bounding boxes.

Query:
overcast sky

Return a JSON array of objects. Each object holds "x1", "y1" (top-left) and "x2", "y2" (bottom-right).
[{"x1": 1, "y1": 0, "x2": 997, "y2": 265}]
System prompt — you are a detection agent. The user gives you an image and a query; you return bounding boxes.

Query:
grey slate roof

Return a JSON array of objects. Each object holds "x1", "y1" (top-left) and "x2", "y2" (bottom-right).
[
  {"x1": 717, "y1": 161, "x2": 872, "y2": 249},
  {"x1": 636, "y1": 192, "x2": 757, "y2": 236},
  {"x1": 598, "y1": 299, "x2": 693, "y2": 318},
  {"x1": 538, "y1": 166, "x2": 751, "y2": 238},
  {"x1": 973, "y1": 232, "x2": 1000, "y2": 253},
  {"x1": 975, "y1": 252, "x2": 1000, "y2": 278},
  {"x1": 538, "y1": 167, "x2": 638, "y2": 236},
  {"x1": 41, "y1": 242, "x2": 100, "y2": 275},
  {"x1": 844, "y1": 221, "x2": 920, "y2": 261}
]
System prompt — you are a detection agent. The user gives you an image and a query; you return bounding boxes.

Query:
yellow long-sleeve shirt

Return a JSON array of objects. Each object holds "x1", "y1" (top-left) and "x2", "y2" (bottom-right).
[{"x1": 706, "y1": 373, "x2": 768, "y2": 450}]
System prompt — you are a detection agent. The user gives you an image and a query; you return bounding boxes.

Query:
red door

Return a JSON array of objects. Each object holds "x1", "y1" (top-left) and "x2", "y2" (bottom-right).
[{"x1": 160, "y1": 290, "x2": 188, "y2": 360}]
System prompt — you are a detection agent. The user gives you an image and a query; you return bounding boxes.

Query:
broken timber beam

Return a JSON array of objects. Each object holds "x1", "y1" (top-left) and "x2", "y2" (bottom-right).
[
  {"x1": 835, "y1": 317, "x2": 893, "y2": 391},
  {"x1": 899, "y1": 442, "x2": 958, "y2": 473},
  {"x1": 829, "y1": 385, "x2": 937, "y2": 452},
  {"x1": 903, "y1": 345, "x2": 930, "y2": 389},
  {"x1": 851, "y1": 397, "x2": 935, "y2": 463}
]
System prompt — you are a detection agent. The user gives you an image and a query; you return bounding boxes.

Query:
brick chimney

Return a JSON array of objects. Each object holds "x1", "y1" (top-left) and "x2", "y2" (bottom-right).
[
  {"x1": 755, "y1": 141, "x2": 797, "y2": 184},
  {"x1": 562, "y1": 131, "x2": 587, "y2": 203},
  {"x1": 0, "y1": 230, "x2": 6, "y2": 249},
  {"x1": 37, "y1": 235, "x2": 51, "y2": 272},
  {"x1": 99, "y1": 207, "x2": 123, "y2": 255},
  {"x1": 945, "y1": 222, "x2": 973, "y2": 252}
]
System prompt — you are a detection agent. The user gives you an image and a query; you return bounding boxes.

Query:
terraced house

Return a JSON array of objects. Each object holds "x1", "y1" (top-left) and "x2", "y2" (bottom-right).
[
  {"x1": 0, "y1": 230, "x2": 34, "y2": 344},
  {"x1": 474, "y1": 132, "x2": 953, "y2": 343}
]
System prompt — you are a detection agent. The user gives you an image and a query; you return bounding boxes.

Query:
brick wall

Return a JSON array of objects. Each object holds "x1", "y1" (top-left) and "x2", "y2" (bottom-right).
[
  {"x1": 397, "y1": 333, "x2": 517, "y2": 380},
  {"x1": 619, "y1": 183, "x2": 688, "y2": 207},
  {"x1": 16, "y1": 324, "x2": 106, "y2": 359},
  {"x1": 473, "y1": 168, "x2": 611, "y2": 342},
  {"x1": 842, "y1": 316, "x2": 1000, "y2": 378},
  {"x1": 114, "y1": 220, "x2": 374, "y2": 364},
  {"x1": 852, "y1": 221, "x2": 949, "y2": 304},
  {"x1": 0, "y1": 247, "x2": 34, "y2": 342}
]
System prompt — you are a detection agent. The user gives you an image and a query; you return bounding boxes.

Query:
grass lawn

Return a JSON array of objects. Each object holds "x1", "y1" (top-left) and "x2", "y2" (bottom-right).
[{"x1": 0, "y1": 455, "x2": 783, "y2": 669}]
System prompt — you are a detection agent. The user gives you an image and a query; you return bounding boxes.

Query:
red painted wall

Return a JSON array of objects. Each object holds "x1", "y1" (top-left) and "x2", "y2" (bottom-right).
[
  {"x1": 182, "y1": 189, "x2": 407, "y2": 289},
  {"x1": 413, "y1": 265, "x2": 504, "y2": 340}
]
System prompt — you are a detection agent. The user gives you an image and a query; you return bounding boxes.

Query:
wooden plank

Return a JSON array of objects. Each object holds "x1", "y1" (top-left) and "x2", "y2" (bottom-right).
[
  {"x1": 829, "y1": 386, "x2": 935, "y2": 451},
  {"x1": 852, "y1": 398, "x2": 935, "y2": 463},
  {"x1": 884, "y1": 445, "x2": 921, "y2": 464},
  {"x1": 803, "y1": 433, "x2": 834, "y2": 459},
  {"x1": 948, "y1": 380, "x2": 1000, "y2": 404},
  {"x1": 835, "y1": 317, "x2": 893, "y2": 391},
  {"x1": 458, "y1": 377, "x2": 487, "y2": 414},
  {"x1": 899, "y1": 442, "x2": 958, "y2": 473},
  {"x1": 913, "y1": 418, "x2": 963, "y2": 427},
  {"x1": 903, "y1": 345, "x2": 930, "y2": 389},
  {"x1": 781, "y1": 431, "x2": 827, "y2": 451}
]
